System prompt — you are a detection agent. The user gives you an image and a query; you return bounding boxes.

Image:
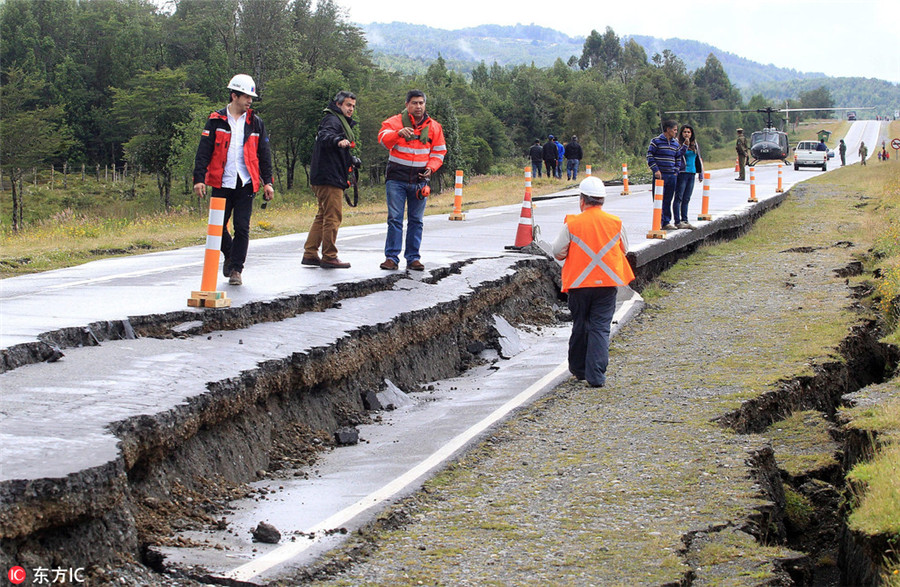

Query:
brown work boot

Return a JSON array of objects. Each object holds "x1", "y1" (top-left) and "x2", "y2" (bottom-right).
[
  {"x1": 301, "y1": 255, "x2": 320, "y2": 267},
  {"x1": 320, "y1": 257, "x2": 351, "y2": 269},
  {"x1": 228, "y1": 270, "x2": 242, "y2": 286},
  {"x1": 407, "y1": 260, "x2": 425, "y2": 271},
  {"x1": 380, "y1": 259, "x2": 398, "y2": 270}
]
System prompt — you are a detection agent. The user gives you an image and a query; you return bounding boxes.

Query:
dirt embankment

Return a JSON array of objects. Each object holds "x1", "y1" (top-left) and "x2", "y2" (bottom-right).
[{"x1": 300, "y1": 183, "x2": 897, "y2": 586}]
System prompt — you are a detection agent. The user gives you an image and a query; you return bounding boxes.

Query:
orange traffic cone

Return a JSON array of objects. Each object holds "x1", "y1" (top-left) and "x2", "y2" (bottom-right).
[{"x1": 512, "y1": 166, "x2": 534, "y2": 247}]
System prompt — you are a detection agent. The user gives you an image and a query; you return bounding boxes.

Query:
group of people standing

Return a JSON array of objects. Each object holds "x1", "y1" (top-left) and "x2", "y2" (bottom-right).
[
  {"x1": 192, "y1": 75, "x2": 446, "y2": 284},
  {"x1": 191, "y1": 72, "x2": 628, "y2": 395},
  {"x1": 530, "y1": 136, "x2": 584, "y2": 180},
  {"x1": 646, "y1": 120, "x2": 704, "y2": 231}
]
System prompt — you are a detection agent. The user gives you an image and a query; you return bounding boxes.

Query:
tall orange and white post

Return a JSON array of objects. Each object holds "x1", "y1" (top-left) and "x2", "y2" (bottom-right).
[
  {"x1": 748, "y1": 166, "x2": 758, "y2": 202},
  {"x1": 449, "y1": 169, "x2": 466, "y2": 220},
  {"x1": 508, "y1": 166, "x2": 535, "y2": 248},
  {"x1": 698, "y1": 172, "x2": 712, "y2": 221},
  {"x1": 585, "y1": 164, "x2": 592, "y2": 177},
  {"x1": 188, "y1": 197, "x2": 231, "y2": 308},
  {"x1": 621, "y1": 163, "x2": 630, "y2": 195},
  {"x1": 776, "y1": 163, "x2": 784, "y2": 193},
  {"x1": 646, "y1": 179, "x2": 666, "y2": 239}
]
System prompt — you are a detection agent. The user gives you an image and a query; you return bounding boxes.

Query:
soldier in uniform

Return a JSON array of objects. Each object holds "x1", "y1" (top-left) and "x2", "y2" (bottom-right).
[{"x1": 735, "y1": 128, "x2": 749, "y2": 181}]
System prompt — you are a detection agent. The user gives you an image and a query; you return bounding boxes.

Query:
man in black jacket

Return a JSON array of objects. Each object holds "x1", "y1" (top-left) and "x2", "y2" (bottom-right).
[
  {"x1": 303, "y1": 91, "x2": 358, "y2": 269},
  {"x1": 529, "y1": 140, "x2": 543, "y2": 177},
  {"x1": 193, "y1": 74, "x2": 274, "y2": 286},
  {"x1": 564, "y1": 136, "x2": 584, "y2": 180},
  {"x1": 542, "y1": 135, "x2": 558, "y2": 179}
]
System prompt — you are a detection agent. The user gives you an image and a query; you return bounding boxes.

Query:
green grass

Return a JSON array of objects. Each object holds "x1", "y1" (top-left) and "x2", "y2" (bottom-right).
[
  {"x1": 783, "y1": 486, "x2": 815, "y2": 531},
  {"x1": 846, "y1": 443, "x2": 900, "y2": 535},
  {"x1": 765, "y1": 411, "x2": 840, "y2": 477}
]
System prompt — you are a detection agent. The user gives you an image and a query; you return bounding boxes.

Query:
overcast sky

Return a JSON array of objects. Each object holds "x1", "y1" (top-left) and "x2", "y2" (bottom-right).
[{"x1": 333, "y1": 0, "x2": 899, "y2": 84}]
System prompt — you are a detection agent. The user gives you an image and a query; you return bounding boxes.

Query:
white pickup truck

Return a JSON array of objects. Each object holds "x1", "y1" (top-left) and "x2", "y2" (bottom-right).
[{"x1": 793, "y1": 140, "x2": 829, "y2": 171}]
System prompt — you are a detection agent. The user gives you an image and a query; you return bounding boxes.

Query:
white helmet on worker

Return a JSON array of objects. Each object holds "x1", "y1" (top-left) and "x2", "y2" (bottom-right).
[
  {"x1": 579, "y1": 176, "x2": 605, "y2": 202},
  {"x1": 227, "y1": 74, "x2": 257, "y2": 97}
]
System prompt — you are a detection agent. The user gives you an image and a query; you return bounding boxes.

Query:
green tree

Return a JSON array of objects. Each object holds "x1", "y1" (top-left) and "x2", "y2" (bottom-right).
[
  {"x1": 578, "y1": 27, "x2": 621, "y2": 80},
  {"x1": 262, "y1": 69, "x2": 347, "y2": 190},
  {"x1": 799, "y1": 85, "x2": 834, "y2": 118},
  {"x1": 693, "y1": 53, "x2": 741, "y2": 107},
  {"x1": 111, "y1": 68, "x2": 206, "y2": 211},
  {"x1": 237, "y1": 0, "x2": 290, "y2": 90},
  {"x1": 163, "y1": 0, "x2": 239, "y2": 100},
  {"x1": 0, "y1": 69, "x2": 74, "y2": 231}
]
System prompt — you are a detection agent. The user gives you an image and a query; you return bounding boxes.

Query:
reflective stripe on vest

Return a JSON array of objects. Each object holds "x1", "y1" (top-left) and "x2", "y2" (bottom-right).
[{"x1": 568, "y1": 233, "x2": 627, "y2": 288}]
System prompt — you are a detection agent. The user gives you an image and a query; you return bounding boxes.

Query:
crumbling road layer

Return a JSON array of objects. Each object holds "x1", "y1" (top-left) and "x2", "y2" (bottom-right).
[
  {"x1": 301, "y1": 183, "x2": 897, "y2": 586},
  {"x1": 0, "y1": 256, "x2": 561, "y2": 578}
]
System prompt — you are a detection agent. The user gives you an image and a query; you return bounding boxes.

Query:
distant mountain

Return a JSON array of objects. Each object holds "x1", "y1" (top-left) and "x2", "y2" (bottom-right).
[
  {"x1": 624, "y1": 35, "x2": 825, "y2": 88},
  {"x1": 359, "y1": 22, "x2": 827, "y2": 88}
]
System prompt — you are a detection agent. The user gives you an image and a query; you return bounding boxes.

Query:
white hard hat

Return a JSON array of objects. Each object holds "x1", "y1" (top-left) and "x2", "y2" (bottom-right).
[
  {"x1": 227, "y1": 74, "x2": 257, "y2": 97},
  {"x1": 579, "y1": 176, "x2": 605, "y2": 198}
]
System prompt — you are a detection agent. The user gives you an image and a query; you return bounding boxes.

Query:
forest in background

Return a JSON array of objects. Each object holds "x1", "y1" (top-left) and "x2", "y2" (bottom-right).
[{"x1": 2, "y1": 0, "x2": 887, "y2": 231}]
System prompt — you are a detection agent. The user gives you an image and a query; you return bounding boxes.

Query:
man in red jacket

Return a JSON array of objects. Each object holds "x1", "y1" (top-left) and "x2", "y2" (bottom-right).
[
  {"x1": 377, "y1": 90, "x2": 446, "y2": 271},
  {"x1": 193, "y1": 74, "x2": 274, "y2": 286}
]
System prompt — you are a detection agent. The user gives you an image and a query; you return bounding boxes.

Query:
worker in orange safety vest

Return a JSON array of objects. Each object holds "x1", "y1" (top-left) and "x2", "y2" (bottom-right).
[
  {"x1": 377, "y1": 89, "x2": 447, "y2": 271},
  {"x1": 552, "y1": 176, "x2": 635, "y2": 388}
]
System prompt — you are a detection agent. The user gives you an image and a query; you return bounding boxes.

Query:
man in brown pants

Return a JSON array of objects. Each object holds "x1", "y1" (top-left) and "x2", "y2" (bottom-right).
[{"x1": 303, "y1": 91, "x2": 358, "y2": 269}]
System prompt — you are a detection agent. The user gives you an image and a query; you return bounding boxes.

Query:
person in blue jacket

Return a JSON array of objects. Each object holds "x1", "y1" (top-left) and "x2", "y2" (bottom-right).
[
  {"x1": 673, "y1": 124, "x2": 703, "y2": 229},
  {"x1": 555, "y1": 137, "x2": 565, "y2": 178}
]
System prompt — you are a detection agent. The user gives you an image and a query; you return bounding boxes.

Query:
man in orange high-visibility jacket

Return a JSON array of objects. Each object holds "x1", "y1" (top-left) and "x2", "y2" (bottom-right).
[
  {"x1": 552, "y1": 177, "x2": 635, "y2": 388},
  {"x1": 377, "y1": 90, "x2": 446, "y2": 271}
]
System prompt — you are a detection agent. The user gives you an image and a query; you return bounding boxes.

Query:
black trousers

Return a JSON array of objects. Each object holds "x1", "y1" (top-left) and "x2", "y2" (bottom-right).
[{"x1": 211, "y1": 181, "x2": 255, "y2": 272}]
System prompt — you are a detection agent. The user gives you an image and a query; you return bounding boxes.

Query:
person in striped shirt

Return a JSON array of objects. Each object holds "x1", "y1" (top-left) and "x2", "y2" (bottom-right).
[{"x1": 646, "y1": 120, "x2": 686, "y2": 230}]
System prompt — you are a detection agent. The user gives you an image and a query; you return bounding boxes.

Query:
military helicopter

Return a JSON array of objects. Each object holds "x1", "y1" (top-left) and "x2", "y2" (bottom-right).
[{"x1": 665, "y1": 106, "x2": 870, "y2": 165}]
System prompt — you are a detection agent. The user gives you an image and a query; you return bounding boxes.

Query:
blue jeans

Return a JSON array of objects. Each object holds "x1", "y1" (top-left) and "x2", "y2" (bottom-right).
[
  {"x1": 566, "y1": 159, "x2": 580, "y2": 180},
  {"x1": 531, "y1": 161, "x2": 543, "y2": 178},
  {"x1": 673, "y1": 172, "x2": 696, "y2": 225},
  {"x1": 567, "y1": 286, "x2": 618, "y2": 387},
  {"x1": 556, "y1": 160, "x2": 563, "y2": 178},
  {"x1": 385, "y1": 179, "x2": 428, "y2": 263}
]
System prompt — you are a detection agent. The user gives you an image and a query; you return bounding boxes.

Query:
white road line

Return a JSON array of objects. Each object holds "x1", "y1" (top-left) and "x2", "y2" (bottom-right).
[
  {"x1": 224, "y1": 299, "x2": 638, "y2": 582},
  {"x1": 1, "y1": 262, "x2": 202, "y2": 300}
]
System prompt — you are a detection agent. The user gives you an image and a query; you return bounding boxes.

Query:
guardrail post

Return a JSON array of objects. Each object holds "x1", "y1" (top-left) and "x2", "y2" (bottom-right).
[
  {"x1": 449, "y1": 169, "x2": 465, "y2": 220},
  {"x1": 698, "y1": 172, "x2": 712, "y2": 221},
  {"x1": 646, "y1": 179, "x2": 666, "y2": 239},
  {"x1": 188, "y1": 196, "x2": 231, "y2": 308},
  {"x1": 748, "y1": 166, "x2": 758, "y2": 203}
]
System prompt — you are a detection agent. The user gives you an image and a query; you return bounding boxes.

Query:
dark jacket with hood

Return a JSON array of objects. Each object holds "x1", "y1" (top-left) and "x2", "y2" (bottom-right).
[{"x1": 310, "y1": 101, "x2": 358, "y2": 190}]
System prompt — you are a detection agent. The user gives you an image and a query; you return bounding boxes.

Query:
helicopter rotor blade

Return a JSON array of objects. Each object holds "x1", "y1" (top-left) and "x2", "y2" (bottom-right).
[
  {"x1": 664, "y1": 109, "x2": 748, "y2": 114},
  {"x1": 779, "y1": 106, "x2": 876, "y2": 113}
]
